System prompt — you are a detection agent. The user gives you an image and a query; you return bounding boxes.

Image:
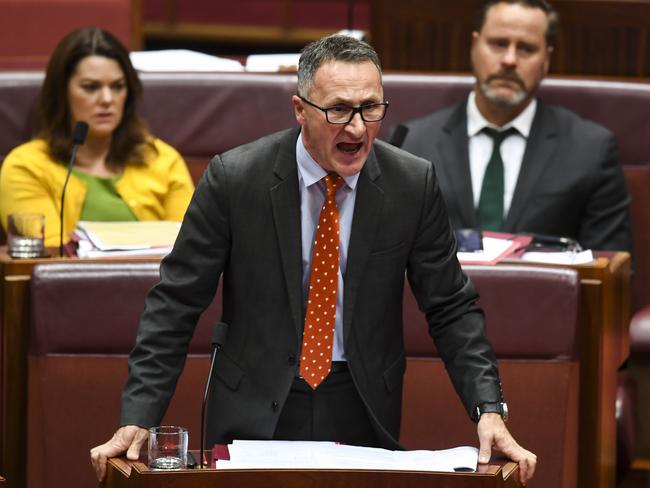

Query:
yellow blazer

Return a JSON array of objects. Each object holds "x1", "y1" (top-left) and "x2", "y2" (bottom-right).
[{"x1": 0, "y1": 138, "x2": 195, "y2": 246}]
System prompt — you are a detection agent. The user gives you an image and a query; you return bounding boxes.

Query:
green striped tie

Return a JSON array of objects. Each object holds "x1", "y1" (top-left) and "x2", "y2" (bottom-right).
[{"x1": 476, "y1": 127, "x2": 518, "y2": 231}]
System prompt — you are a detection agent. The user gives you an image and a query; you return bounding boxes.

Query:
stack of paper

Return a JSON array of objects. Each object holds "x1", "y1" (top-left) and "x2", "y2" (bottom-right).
[
  {"x1": 130, "y1": 50, "x2": 244, "y2": 72},
  {"x1": 521, "y1": 249, "x2": 594, "y2": 265},
  {"x1": 74, "y1": 221, "x2": 181, "y2": 258},
  {"x1": 215, "y1": 440, "x2": 478, "y2": 472}
]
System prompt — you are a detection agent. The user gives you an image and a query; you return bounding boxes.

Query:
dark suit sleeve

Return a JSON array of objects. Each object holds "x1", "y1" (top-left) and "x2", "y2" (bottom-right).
[
  {"x1": 406, "y1": 162, "x2": 502, "y2": 420},
  {"x1": 119, "y1": 154, "x2": 231, "y2": 428},
  {"x1": 577, "y1": 132, "x2": 632, "y2": 253}
]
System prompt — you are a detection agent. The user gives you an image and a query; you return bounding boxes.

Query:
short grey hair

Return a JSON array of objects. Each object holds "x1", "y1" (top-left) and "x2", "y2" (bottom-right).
[{"x1": 297, "y1": 34, "x2": 382, "y2": 97}]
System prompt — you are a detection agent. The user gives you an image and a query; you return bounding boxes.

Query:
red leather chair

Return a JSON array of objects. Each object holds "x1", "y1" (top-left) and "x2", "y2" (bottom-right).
[
  {"x1": 401, "y1": 265, "x2": 581, "y2": 488},
  {"x1": 28, "y1": 262, "x2": 221, "y2": 488}
]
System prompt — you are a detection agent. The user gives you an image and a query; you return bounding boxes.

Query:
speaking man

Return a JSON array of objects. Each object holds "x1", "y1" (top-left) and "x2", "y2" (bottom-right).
[{"x1": 91, "y1": 34, "x2": 536, "y2": 484}]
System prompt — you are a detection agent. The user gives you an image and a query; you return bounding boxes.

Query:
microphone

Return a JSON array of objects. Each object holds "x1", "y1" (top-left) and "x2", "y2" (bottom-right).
[
  {"x1": 389, "y1": 124, "x2": 409, "y2": 148},
  {"x1": 59, "y1": 121, "x2": 88, "y2": 257},
  {"x1": 200, "y1": 321, "x2": 229, "y2": 469}
]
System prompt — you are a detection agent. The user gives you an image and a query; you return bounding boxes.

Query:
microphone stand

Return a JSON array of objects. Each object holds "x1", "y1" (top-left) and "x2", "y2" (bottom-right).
[
  {"x1": 200, "y1": 322, "x2": 229, "y2": 469},
  {"x1": 59, "y1": 121, "x2": 88, "y2": 257}
]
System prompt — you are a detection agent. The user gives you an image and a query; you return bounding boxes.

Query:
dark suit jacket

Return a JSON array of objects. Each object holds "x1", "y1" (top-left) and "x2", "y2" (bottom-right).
[
  {"x1": 400, "y1": 100, "x2": 632, "y2": 252},
  {"x1": 120, "y1": 127, "x2": 501, "y2": 448}
]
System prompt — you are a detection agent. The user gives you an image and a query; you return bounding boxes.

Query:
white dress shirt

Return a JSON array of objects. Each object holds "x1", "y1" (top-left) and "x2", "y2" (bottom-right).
[
  {"x1": 296, "y1": 133, "x2": 359, "y2": 361},
  {"x1": 466, "y1": 91, "x2": 537, "y2": 216}
]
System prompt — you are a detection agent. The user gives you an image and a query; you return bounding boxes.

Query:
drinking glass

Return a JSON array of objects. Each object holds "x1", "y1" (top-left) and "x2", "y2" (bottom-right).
[
  {"x1": 7, "y1": 213, "x2": 45, "y2": 258},
  {"x1": 148, "y1": 425, "x2": 188, "y2": 470}
]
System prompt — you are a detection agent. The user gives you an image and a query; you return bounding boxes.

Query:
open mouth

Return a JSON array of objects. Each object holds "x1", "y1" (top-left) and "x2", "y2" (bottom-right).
[{"x1": 337, "y1": 142, "x2": 363, "y2": 154}]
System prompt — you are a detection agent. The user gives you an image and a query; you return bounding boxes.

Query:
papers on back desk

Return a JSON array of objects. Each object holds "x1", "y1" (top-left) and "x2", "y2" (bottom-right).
[
  {"x1": 74, "y1": 220, "x2": 181, "y2": 258},
  {"x1": 215, "y1": 440, "x2": 478, "y2": 472}
]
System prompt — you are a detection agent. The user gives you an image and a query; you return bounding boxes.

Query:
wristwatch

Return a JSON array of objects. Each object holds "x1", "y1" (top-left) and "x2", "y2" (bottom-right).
[{"x1": 474, "y1": 402, "x2": 509, "y2": 422}]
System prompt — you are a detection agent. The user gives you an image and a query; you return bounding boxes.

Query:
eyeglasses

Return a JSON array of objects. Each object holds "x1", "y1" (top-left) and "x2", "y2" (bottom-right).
[{"x1": 298, "y1": 96, "x2": 389, "y2": 124}]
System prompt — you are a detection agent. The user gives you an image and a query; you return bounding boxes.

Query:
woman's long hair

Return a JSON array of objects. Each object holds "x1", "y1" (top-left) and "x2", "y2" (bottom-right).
[{"x1": 37, "y1": 27, "x2": 154, "y2": 167}]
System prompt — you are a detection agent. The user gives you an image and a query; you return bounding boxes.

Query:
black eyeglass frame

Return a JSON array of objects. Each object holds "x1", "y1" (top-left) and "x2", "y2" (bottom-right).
[{"x1": 298, "y1": 95, "x2": 389, "y2": 124}]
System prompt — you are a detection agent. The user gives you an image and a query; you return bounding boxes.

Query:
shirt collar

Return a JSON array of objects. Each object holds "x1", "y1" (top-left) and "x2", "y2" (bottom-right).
[
  {"x1": 466, "y1": 91, "x2": 537, "y2": 138},
  {"x1": 296, "y1": 132, "x2": 359, "y2": 190}
]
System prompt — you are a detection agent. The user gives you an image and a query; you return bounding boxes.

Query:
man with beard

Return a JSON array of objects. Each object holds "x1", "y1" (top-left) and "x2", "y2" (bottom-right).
[{"x1": 399, "y1": 0, "x2": 631, "y2": 252}]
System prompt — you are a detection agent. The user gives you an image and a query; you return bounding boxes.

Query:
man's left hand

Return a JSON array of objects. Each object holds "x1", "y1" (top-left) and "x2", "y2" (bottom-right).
[{"x1": 477, "y1": 413, "x2": 537, "y2": 485}]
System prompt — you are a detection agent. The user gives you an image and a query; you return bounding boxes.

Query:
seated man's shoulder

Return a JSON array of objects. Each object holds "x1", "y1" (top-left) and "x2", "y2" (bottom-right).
[
  {"x1": 373, "y1": 139, "x2": 433, "y2": 176},
  {"x1": 402, "y1": 103, "x2": 460, "y2": 132},
  {"x1": 544, "y1": 104, "x2": 614, "y2": 141},
  {"x1": 221, "y1": 128, "x2": 294, "y2": 162}
]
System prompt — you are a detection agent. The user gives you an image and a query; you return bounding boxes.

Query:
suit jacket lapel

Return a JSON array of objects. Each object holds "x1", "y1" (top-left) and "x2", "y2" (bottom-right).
[
  {"x1": 269, "y1": 128, "x2": 304, "y2": 336},
  {"x1": 343, "y1": 149, "x2": 383, "y2": 345},
  {"x1": 439, "y1": 103, "x2": 476, "y2": 227},
  {"x1": 503, "y1": 102, "x2": 558, "y2": 230}
]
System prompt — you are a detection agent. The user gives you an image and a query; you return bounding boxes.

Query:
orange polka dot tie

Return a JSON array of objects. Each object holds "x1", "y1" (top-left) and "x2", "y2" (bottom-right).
[{"x1": 299, "y1": 173, "x2": 344, "y2": 389}]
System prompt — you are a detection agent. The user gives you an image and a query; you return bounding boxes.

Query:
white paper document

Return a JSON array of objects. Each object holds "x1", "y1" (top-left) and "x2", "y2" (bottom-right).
[
  {"x1": 73, "y1": 220, "x2": 181, "y2": 257},
  {"x1": 245, "y1": 54, "x2": 300, "y2": 72},
  {"x1": 130, "y1": 49, "x2": 244, "y2": 72},
  {"x1": 216, "y1": 440, "x2": 478, "y2": 472},
  {"x1": 457, "y1": 236, "x2": 517, "y2": 264},
  {"x1": 521, "y1": 249, "x2": 594, "y2": 265}
]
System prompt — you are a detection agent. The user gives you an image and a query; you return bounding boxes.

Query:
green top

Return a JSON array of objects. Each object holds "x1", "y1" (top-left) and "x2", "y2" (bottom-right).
[{"x1": 73, "y1": 170, "x2": 137, "y2": 222}]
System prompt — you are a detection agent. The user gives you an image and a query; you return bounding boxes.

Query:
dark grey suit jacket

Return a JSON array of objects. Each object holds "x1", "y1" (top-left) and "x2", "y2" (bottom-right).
[
  {"x1": 400, "y1": 100, "x2": 632, "y2": 252},
  {"x1": 120, "y1": 127, "x2": 501, "y2": 448}
]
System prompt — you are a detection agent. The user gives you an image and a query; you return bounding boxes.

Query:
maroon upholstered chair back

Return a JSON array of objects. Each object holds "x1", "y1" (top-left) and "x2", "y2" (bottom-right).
[
  {"x1": 28, "y1": 262, "x2": 222, "y2": 488},
  {"x1": 401, "y1": 265, "x2": 580, "y2": 488},
  {"x1": 1, "y1": 72, "x2": 648, "y2": 168}
]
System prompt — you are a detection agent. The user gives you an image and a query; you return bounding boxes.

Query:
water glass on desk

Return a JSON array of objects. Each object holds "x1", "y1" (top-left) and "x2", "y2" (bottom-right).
[
  {"x1": 7, "y1": 213, "x2": 45, "y2": 258},
  {"x1": 148, "y1": 426, "x2": 188, "y2": 470}
]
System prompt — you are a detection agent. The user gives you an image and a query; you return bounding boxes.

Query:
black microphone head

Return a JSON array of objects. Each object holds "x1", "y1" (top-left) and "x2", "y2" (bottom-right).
[
  {"x1": 211, "y1": 322, "x2": 229, "y2": 348},
  {"x1": 389, "y1": 124, "x2": 409, "y2": 148},
  {"x1": 72, "y1": 121, "x2": 89, "y2": 145}
]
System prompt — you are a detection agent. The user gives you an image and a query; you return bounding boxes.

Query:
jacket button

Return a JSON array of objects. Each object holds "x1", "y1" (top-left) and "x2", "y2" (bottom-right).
[
  {"x1": 271, "y1": 401, "x2": 279, "y2": 412},
  {"x1": 288, "y1": 355, "x2": 296, "y2": 365}
]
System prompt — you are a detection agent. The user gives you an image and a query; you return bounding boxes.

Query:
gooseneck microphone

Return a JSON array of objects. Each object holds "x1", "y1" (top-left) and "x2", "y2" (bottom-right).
[
  {"x1": 389, "y1": 124, "x2": 409, "y2": 149},
  {"x1": 59, "y1": 121, "x2": 89, "y2": 257},
  {"x1": 200, "y1": 321, "x2": 229, "y2": 469}
]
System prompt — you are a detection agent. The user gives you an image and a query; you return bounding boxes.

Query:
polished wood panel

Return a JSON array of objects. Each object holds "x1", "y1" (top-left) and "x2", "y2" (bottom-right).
[
  {"x1": 370, "y1": 0, "x2": 650, "y2": 77},
  {"x1": 105, "y1": 456, "x2": 523, "y2": 487}
]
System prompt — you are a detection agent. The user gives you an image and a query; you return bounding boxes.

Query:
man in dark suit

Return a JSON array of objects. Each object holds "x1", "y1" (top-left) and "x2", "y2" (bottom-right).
[
  {"x1": 90, "y1": 34, "x2": 536, "y2": 483},
  {"x1": 400, "y1": 0, "x2": 631, "y2": 252}
]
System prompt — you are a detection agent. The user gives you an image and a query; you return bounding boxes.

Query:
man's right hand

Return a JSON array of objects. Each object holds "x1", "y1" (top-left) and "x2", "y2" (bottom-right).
[{"x1": 90, "y1": 425, "x2": 149, "y2": 481}]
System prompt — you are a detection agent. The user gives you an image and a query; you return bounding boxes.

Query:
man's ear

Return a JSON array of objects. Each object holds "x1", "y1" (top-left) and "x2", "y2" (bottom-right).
[
  {"x1": 543, "y1": 46, "x2": 554, "y2": 75},
  {"x1": 471, "y1": 31, "x2": 479, "y2": 45},
  {"x1": 292, "y1": 95, "x2": 305, "y2": 124},
  {"x1": 470, "y1": 31, "x2": 480, "y2": 70}
]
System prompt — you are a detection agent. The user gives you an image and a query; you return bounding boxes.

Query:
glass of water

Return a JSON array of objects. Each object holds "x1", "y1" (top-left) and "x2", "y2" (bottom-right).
[
  {"x1": 148, "y1": 426, "x2": 188, "y2": 470},
  {"x1": 7, "y1": 213, "x2": 45, "y2": 259}
]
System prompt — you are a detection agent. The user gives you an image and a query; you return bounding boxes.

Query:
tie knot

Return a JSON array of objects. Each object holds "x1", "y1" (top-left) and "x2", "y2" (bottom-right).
[
  {"x1": 482, "y1": 126, "x2": 518, "y2": 147},
  {"x1": 323, "y1": 173, "x2": 343, "y2": 195}
]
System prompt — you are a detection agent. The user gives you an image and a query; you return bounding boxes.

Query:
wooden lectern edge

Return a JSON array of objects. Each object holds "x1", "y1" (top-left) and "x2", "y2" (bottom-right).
[
  {"x1": 108, "y1": 457, "x2": 521, "y2": 480},
  {"x1": 499, "y1": 462, "x2": 521, "y2": 486}
]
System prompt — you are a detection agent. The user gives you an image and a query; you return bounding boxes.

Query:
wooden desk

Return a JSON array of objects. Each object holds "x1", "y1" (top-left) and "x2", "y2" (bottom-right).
[
  {"x1": 573, "y1": 253, "x2": 631, "y2": 488},
  {"x1": 105, "y1": 457, "x2": 523, "y2": 488},
  {"x1": 503, "y1": 253, "x2": 631, "y2": 487},
  {"x1": 0, "y1": 251, "x2": 630, "y2": 488},
  {"x1": 0, "y1": 250, "x2": 160, "y2": 488}
]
